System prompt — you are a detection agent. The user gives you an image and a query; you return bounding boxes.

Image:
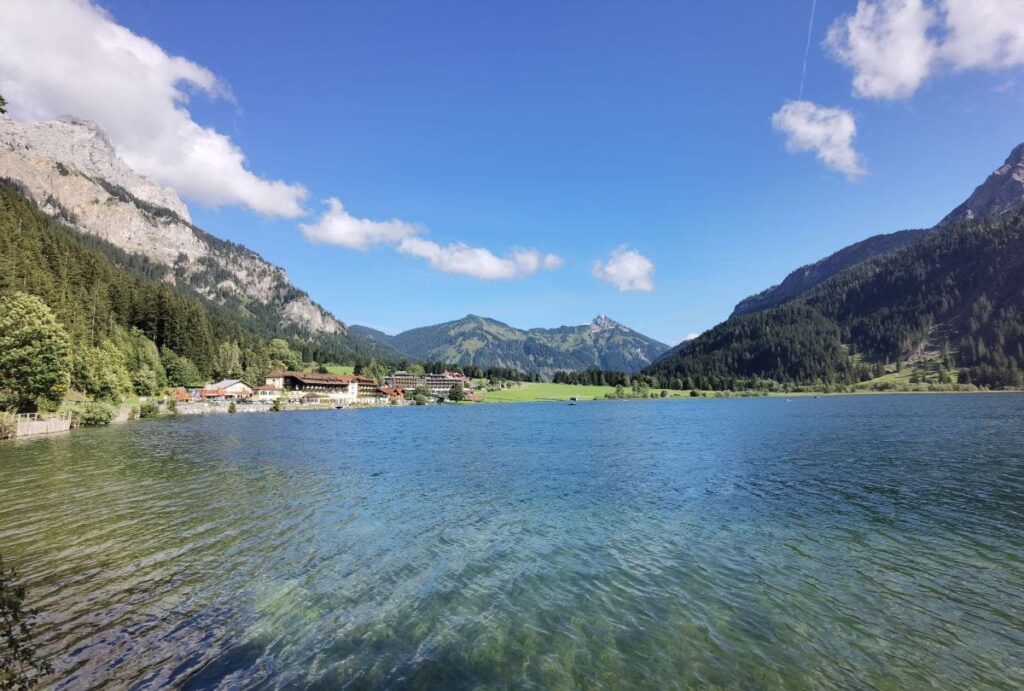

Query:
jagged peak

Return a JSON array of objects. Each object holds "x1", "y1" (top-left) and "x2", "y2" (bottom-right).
[
  {"x1": 939, "y1": 141, "x2": 1024, "y2": 227},
  {"x1": 591, "y1": 314, "x2": 624, "y2": 331}
]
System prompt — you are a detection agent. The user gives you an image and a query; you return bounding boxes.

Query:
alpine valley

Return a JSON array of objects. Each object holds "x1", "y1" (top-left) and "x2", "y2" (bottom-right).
[
  {"x1": 646, "y1": 143, "x2": 1024, "y2": 391},
  {"x1": 0, "y1": 113, "x2": 667, "y2": 381}
]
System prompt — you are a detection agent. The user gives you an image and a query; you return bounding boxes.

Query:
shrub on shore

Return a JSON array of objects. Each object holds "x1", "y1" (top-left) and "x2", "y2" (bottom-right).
[
  {"x1": 139, "y1": 401, "x2": 159, "y2": 418},
  {"x1": 71, "y1": 402, "x2": 115, "y2": 427}
]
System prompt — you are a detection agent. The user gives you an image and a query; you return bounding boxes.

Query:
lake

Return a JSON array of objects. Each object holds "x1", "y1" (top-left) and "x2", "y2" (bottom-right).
[{"x1": 1, "y1": 395, "x2": 1022, "y2": 688}]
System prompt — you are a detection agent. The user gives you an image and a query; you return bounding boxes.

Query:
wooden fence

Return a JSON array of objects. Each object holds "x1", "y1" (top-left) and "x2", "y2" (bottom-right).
[{"x1": 6, "y1": 411, "x2": 73, "y2": 438}]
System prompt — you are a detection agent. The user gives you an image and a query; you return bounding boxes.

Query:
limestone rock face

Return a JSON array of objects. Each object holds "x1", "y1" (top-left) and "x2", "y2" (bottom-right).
[
  {"x1": 0, "y1": 115, "x2": 191, "y2": 221},
  {"x1": 0, "y1": 114, "x2": 344, "y2": 336},
  {"x1": 940, "y1": 143, "x2": 1024, "y2": 226}
]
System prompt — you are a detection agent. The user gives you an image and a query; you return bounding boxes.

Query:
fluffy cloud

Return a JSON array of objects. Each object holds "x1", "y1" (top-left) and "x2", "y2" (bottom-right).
[
  {"x1": 772, "y1": 101, "x2": 866, "y2": 179},
  {"x1": 826, "y1": 0, "x2": 1024, "y2": 100},
  {"x1": 825, "y1": 0, "x2": 937, "y2": 99},
  {"x1": 300, "y1": 199, "x2": 562, "y2": 279},
  {"x1": 398, "y1": 238, "x2": 563, "y2": 280},
  {"x1": 591, "y1": 246, "x2": 655, "y2": 292},
  {"x1": 942, "y1": 0, "x2": 1024, "y2": 71},
  {"x1": 300, "y1": 198, "x2": 420, "y2": 249},
  {"x1": 0, "y1": 0, "x2": 307, "y2": 217}
]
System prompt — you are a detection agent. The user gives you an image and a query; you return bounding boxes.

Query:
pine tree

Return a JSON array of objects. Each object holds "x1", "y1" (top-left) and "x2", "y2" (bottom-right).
[{"x1": 0, "y1": 292, "x2": 72, "y2": 411}]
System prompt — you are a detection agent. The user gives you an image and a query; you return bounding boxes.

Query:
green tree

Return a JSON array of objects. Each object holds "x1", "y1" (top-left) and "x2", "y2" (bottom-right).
[
  {"x1": 0, "y1": 554, "x2": 53, "y2": 688},
  {"x1": 161, "y1": 347, "x2": 201, "y2": 387},
  {"x1": 448, "y1": 382, "x2": 465, "y2": 402},
  {"x1": 213, "y1": 342, "x2": 242, "y2": 379},
  {"x1": 0, "y1": 293, "x2": 72, "y2": 412},
  {"x1": 0, "y1": 93, "x2": 6, "y2": 115}
]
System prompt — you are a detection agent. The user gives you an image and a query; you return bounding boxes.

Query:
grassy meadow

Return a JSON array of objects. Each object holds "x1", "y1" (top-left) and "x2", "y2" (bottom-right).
[{"x1": 479, "y1": 382, "x2": 622, "y2": 403}]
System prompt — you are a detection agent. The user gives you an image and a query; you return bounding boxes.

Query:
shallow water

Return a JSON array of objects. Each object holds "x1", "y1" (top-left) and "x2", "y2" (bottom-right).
[{"x1": 1, "y1": 395, "x2": 1022, "y2": 689}]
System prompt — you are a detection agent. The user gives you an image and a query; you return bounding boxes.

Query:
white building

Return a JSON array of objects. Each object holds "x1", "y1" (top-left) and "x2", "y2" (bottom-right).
[{"x1": 203, "y1": 379, "x2": 254, "y2": 399}]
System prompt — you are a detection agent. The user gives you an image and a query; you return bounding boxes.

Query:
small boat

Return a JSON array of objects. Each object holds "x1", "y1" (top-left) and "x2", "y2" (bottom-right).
[{"x1": 568, "y1": 396, "x2": 578, "y2": 406}]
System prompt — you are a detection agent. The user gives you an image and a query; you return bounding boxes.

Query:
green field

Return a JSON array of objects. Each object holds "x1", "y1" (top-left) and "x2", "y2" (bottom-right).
[
  {"x1": 479, "y1": 382, "x2": 620, "y2": 403},
  {"x1": 324, "y1": 364, "x2": 355, "y2": 375}
]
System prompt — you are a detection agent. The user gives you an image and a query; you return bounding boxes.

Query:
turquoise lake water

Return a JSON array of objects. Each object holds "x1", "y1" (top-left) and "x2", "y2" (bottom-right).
[{"x1": 1, "y1": 395, "x2": 1022, "y2": 688}]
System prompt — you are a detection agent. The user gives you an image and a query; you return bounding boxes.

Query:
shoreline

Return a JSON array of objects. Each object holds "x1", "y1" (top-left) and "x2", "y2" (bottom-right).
[{"x1": 6, "y1": 387, "x2": 1023, "y2": 441}]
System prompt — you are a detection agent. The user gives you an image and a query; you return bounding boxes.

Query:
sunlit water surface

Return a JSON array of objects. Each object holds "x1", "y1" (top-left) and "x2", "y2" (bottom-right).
[{"x1": 1, "y1": 395, "x2": 1023, "y2": 689}]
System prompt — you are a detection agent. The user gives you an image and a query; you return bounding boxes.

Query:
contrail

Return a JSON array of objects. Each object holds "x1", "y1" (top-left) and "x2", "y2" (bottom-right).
[{"x1": 798, "y1": 0, "x2": 818, "y2": 99}]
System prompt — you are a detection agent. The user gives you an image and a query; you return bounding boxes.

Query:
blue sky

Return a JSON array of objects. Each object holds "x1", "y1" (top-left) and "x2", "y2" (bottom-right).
[{"x1": 4, "y1": 1, "x2": 1023, "y2": 345}]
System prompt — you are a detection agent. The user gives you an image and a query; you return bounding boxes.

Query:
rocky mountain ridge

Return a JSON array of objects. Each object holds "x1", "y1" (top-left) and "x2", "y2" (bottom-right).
[
  {"x1": 939, "y1": 143, "x2": 1024, "y2": 227},
  {"x1": 731, "y1": 141, "x2": 1024, "y2": 318},
  {"x1": 0, "y1": 114, "x2": 343, "y2": 336},
  {"x1": 353, "y1": 314, "x2": 670, "y2": 374}
]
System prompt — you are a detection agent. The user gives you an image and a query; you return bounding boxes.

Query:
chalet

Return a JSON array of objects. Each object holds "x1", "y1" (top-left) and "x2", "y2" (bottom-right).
[
  {"x1": 173, "y1": 387, "x2": 190, "y2": 402},
  {"x1": 199, "y1": 387, "x2": 226, "y2": 400},
  {"x1": 354, "y1": 376, "x2": 379, "y2": 401},
  {"x1": 378, "y1": 386, "x2": 406, "y2": 402},
  {"x1": 204, "y1": 379, "x2": 254, "y2": 399},
  {"x1": 265, "y1": 371, "x2": 357, "y2": 406}
]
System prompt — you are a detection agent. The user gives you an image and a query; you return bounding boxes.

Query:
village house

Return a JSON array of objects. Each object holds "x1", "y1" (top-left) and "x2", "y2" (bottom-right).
[
  {"x1": 202, "y1": 379, "x2": 254, "y2": 400},
  {"x1": 378, "y1": 386, "x2": 406, "y2": 403},
  {"x1": 265, "y1": 371, "x2": 357, "y2": 406}
]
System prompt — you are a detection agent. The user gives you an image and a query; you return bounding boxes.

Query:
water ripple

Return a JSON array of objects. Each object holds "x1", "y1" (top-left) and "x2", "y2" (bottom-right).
[{"x1": 1, "y1": 396, "x2": 1022, "y2": 688}]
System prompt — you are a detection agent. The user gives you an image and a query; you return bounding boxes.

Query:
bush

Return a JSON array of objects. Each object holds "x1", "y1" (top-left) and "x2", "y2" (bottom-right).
[
  {"x1": 72, "y1": 402, "x2": 115, "y2": 427},
  {"x1": 228, "y1": 402, "x2": 237, "y2": 414},
  {"x1": 270, "y1": 398, "x2": 281, "y2": 412},
  {"x1": 139, "y1": 401, "x2": 159, "y2": 418},
  {"x1": 167, "y1": 398, "x2": 178, "y2": 415},
  {"x1": 0, "y1": 415, "x2": 15, "y2": 440}
]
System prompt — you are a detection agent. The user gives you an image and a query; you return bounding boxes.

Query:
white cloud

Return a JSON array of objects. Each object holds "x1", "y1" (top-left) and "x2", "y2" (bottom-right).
[
  {"x1": 300, "y1": 198, "x2": 562, "y2": 280},
  {"x1": 398, "y1": 237, "x2": 562, "y2": 280},
  {"x1": 941, "y1": 0, "x2": 1024, "y2": 71},
  {"x1": 826, "y1": 0, "x2": 1024, "y2": 100},
  {"x1": 826, "y1": 0, "x2": 937, "y2": 99},
  {"x1": 591, "y1": 246, "x2": 655, "y2": 292},
  {"x1": 300, "y1": 198, "x2": 420, "y2": 249},
  {"x1": 772, "y1": 101, "x2": 866, "y2": 179},
  {"x1": 0, "y1": 0, "x2": 307, "y2": 217},
  {"x1": 299, "y1": 196, "x2": 561, "y2": 280}
]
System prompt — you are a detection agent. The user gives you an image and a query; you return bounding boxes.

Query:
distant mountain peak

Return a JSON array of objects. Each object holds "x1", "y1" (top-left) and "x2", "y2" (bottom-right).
[
  {"x1": 939, "y1": 142, "x2": 1024, "y2": 227},
  {"x1": 591, "y1": 314, "x2": 623, "y2": 332}
]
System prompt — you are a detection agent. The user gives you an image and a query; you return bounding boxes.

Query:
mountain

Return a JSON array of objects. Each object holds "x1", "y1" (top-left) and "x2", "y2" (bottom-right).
[
  {"x1": 0, "y1": 115, "x2": 372, "y2": 348},
  {"x1": 939, "y1": 143, "x2": 1024, "y2": 226},
  {"x1": 731, "y1": 229, "x2": 930, "y2": 317},
  {"x1": 353, "y1": 315, "x2": 670, "y2": 374},
  {"x1": 731, "y1": 144, "x2": 1024, "y2": 320},
  {"x1": 647, "y1": 142, "x2": 1024, "y2": 390}
]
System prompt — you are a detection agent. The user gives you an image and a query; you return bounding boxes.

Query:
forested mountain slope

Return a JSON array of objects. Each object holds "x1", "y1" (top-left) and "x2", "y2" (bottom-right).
[
  {"x1": 731, "y1": 143, "x2": 1024, "y2": 318},
  {"x1": 646, "y1": 212, "x2": 1024, "y2": 390},
  {"x1": 0, "y1": 183, "x2": 395, "y2": 405},
  {"x1": 354, "y1": 314, "x2": 669, "y2": 375},
  {"x1": 0, "y1": 115, "x2": 374, "y2": 347},
  {"x1": 731, "y1": 229, "x2": 930, "y2": 317}
]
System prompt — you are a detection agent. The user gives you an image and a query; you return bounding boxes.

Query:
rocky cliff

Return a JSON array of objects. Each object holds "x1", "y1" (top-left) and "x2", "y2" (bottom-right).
[
  {"x1": 0, "y1": 114, "x2": 343, "y2": 335},
  {"x1": 939, "y1": 143, "x2": 1024, "y2": 227}
]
